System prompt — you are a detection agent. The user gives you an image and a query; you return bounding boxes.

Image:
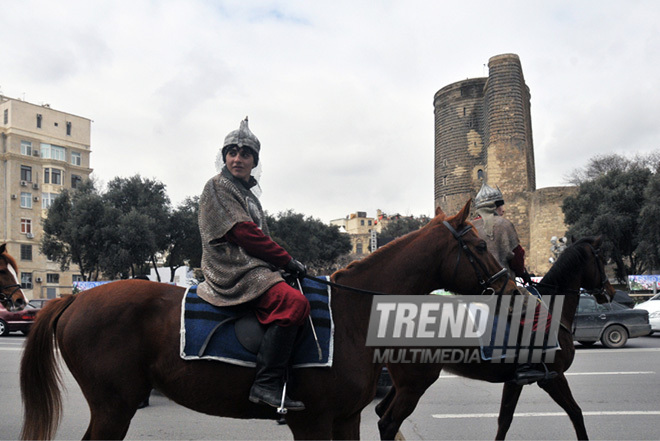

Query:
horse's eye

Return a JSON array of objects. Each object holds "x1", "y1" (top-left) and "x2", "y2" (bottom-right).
[{"x1": 476, "y1": 241, "x2": 488, "y2": 253}]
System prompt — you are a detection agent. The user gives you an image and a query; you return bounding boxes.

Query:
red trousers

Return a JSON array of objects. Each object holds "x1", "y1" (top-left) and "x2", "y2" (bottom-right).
[{"x1": 254, "y1": 281, "x2": 310, "y2": 327}]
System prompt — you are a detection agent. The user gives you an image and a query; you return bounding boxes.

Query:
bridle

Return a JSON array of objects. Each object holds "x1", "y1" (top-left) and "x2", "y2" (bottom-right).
[
  {"x1": 302, "y1": 220, "x2": 509, "y2": 297},
  {"x1": 0, "y1": 258, "x2": 25, "y2": 310},
  {"x1": 442, "y1": 221, "x2": 509, "y2": 296}
]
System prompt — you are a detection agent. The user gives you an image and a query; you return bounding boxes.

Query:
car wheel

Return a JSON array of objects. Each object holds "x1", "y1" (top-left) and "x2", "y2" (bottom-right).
[
  {"x1": 0, "y1": 319, "x2": 8, "y2": 336},
  {"x1": 601, "y1": 325, "x2": 628, "y2": 348},
  {"x1": 577, "y1": 340, "x2": 596, "y2": 346}
]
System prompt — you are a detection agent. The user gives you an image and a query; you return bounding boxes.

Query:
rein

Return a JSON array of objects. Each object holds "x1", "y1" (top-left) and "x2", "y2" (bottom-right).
[
  {"x1": 442, "y1": 221, "x2": 508, "y2": 295},
  {"x1": 303, "y1": 221, "x2": 508, "y2": 297}
]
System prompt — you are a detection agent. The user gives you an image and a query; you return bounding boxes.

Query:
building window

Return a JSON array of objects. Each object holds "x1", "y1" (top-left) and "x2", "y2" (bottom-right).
[
  {"x1": 71, "y1": 174, "x2": 82, "y2": 189},
  {"x1": 21, "y1": 272, "x2": 33, "y2": 290},
  {"x1": 20, "y1": 192, "x2": 32, "y2": 209},
  {"x1": 44, "y1": 168, "x2": 62, "y2": 185},
  {"x1": 72, "y1": 274, "x2": 83, "y2": 282},
  {"x1": 356, "y1": 243, "x2": 363, "y2": 254},
  {"x1": 42, "y1": 193, "x2": 57, "y2": 209},
  {"x1": 71, "y1": 151, "x2": 81, "y2": 166},
  {"x1": 66, "y1": 121, "x2": 72, "y2": 135},
  {"x1": 20, "y1": 218, "x2": 32, "y2": 234},
  {"x1": 360, "y1": 220, "x2": 365, "y2": 226},
  {"x1": 40, "y1": 143, "x2": 66, "y2": 161},
  {"x1": 20, "y1": 165, "x2": 32, "y2": 182},
  {"x1": 478, "y1": 169, "x2": 484, "y2": 180},
  {"x1": 21, "y1": 141, "x2": 33, "y2": 156},
  {"x1": 36, "y1": 114, "x2": 42, "y2": 128},
  {"x1": 3, "y1": 109, "x2": 7, "y2": 124},
  {"x1": 46, "y1": 274, "x2": 60, "y2": 284},
  {"x1": 368, "y1": 220, "x2": 372, "y2": 226},
  {"x1": 20, "y1": 245, "x2": 32, "y2": 261}
]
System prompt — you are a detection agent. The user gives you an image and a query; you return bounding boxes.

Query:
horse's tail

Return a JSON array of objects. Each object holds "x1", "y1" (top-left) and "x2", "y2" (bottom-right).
[{"x1": 20, "y1": 295, "x2": 76, "y2": 440}]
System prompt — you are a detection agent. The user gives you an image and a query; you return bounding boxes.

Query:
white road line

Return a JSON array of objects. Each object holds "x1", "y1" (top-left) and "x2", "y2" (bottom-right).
[
  {"x1": 0, "y1": 347, "x2": 24, "y2": 351},
  {"x1": 432, "y1": 410, "x2": 660, "y2": 419},
  {"x1": 438, "y1": 370, "x2": 655, "y2": 379}
]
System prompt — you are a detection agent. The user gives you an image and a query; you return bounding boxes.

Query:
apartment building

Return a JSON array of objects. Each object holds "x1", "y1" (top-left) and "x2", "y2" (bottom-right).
[{"x1": 1, "y1": 95, "x2": 92, "y2": 300}]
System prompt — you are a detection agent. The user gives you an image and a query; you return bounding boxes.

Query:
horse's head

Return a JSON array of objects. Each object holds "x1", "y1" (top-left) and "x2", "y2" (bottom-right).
[
  {"x1": 546, "y1": 236, "x2": 616, "y2": 304},
  {"x1": 0, "y1": 243, "x2": 27, "y2": 311},
  {"x1": 427, "y1": 200, "x2": 519, "y2": 297}
]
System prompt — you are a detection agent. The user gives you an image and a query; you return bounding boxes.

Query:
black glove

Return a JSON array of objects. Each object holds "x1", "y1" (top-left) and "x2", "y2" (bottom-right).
[
  {"x1": 522, "y1": 271, "x2": 533, "y2": 286},
  {"x1": 285, "y1": 259, "x2": 307, "y2": 279}
]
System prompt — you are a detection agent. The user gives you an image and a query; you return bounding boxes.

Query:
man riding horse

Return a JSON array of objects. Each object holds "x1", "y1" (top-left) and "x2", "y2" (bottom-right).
[
  {"x1": 197, "y1": 117, "x2": 309, "y2": 410},
  {"x1": 473, "y1": 182, "x2": 556, "y2": 385}
]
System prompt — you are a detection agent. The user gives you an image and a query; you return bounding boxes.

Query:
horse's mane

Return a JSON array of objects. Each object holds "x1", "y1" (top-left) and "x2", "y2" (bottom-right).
[
  {"x1": 542, "y1": 237, "x2": 597, "y2": 287},
  {"x1": 332, "y1": 218, "x2": 437, "y2": 279}
]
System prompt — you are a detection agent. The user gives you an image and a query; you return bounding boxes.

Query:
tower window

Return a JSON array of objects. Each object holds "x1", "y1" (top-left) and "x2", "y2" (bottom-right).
[
  {"x1": 36, "y1": 114, "x2": 42, "y2": 128},
  {"x1": 478, "y1": 169, "x2": 484, "y2": 180}
]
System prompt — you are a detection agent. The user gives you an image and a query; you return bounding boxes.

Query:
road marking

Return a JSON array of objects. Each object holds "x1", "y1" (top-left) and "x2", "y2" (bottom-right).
[
  {"x1": 432, "y1": 410, "x2": 660, "y2": 419},
  {"x1": 438, "y1": 371, "x2": 655, "y2": 379},
  {"x1": 0, "y1": 347, "x2": 24, "y2": 351}
]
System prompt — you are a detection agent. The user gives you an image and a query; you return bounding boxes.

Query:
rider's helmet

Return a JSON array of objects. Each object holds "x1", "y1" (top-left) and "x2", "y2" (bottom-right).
[
  {"x1": 222, "y1": 117, "x2": 261, "y2": 165},
  {"x1": 475, "y1": 182, "x2": 504, "y2": 209}
]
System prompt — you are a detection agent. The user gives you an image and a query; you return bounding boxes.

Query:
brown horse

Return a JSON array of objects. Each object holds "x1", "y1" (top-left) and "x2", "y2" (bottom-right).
[
  {"x1": 19, "y1": 201, "x2": 521, "y2": 440},
  {"x1": 0, "y1": 243, "x2": 28, "y2": 311},
  {"x1": 374, "y1": 236, "x2": 616, "y2": 440}
]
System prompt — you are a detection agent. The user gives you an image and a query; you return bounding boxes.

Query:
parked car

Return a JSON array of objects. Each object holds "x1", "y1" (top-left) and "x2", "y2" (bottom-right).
[
  {"x1": 0, "y1": 303, "x2": 39, "y2": 336},
  {"x1": 28, "y1": 299, "x2": 51, "y2": 309},
  {"x1": 612, "y1": 290, "x2": 635, "y2": 308},
  {"x1": 634, "y1": 293, "x2": 660, "y2": 334},
  {"x1": 574, "y1": 294, "x2": 651, "y2": 348}
]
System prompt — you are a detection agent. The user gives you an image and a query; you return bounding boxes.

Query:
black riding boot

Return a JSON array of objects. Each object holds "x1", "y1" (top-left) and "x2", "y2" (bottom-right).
[
  {"x1": 512, "y1": 363, "x2": 558, "y2": 385},
  {"x1": 249, "y1": 325, "x2": 305, "y2": 411}
]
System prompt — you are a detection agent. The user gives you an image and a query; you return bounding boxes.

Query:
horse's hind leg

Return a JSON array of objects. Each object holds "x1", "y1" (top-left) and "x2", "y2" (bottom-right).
[
  {"x1": 538, "y1": 374, "x2": 588, "y2": 440},
  {"x1": 375, "y1": 386, "x2": 396, "y2": 418},
  {"x1": 495, "y1": 383, "x2": 524, "y2": 440},
  {"x1": 82, "y1": 404, "x2": 135, "y2": 440}
]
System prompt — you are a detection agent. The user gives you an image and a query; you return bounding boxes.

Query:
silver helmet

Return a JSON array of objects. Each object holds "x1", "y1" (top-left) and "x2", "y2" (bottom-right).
[
  {"x1": 223, "y1": 117, "x2": 261, "y2": 155},
  {"x1": 475, "y1": 182, "x2": 504, "y2": 209}
]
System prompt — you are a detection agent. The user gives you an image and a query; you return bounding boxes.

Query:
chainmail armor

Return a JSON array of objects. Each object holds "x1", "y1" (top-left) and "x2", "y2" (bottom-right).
[{"x1": 197, "y1": 167, "x2": 283, "y2": 307}]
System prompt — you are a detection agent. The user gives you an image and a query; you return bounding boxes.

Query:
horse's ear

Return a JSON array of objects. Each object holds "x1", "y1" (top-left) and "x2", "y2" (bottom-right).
[
  {"x1": 569, "y1": 235, "x2": 576, "y2": 244},
  {"x1": 435, "y1": 205, "x2": 445, "y2": 218},
  {"x1": 446, "y1": 199, "x2": 472, "y2": 228},
  {"x1": 0, "y1": 243, "x2": 5, "y2": 254},
  {"x1": 455, "y1": 199, "x2": 472, "y2": 224},
  {"x1": 592, "y1": 236, "x2": 603, "y2": 249}
]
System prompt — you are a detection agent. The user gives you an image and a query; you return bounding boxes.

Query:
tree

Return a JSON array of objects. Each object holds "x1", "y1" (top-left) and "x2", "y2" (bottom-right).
[
  {"x1": 165, "y1": 196, "x2": 202, "y2": 282},
  {"x1": 562, "y1": 153, "x2": 659, "y2": 282},
  {"x1": 40, "y1": 181, "x2": 109, "y2": 281},
  {"x1": 104, "y1": 175, "x2": 172, "y2": 280},
  {"x1": 380, "y1": 215, "x2": 430, "y2": 239},
  {"x1": 266, "y1": 210, "x2": 352, "y2": 274}
]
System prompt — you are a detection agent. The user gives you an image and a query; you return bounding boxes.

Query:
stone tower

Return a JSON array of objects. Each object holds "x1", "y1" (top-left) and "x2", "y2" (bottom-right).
[{"x1": 434, "y1": 53, "x2": 535, "y2": 253}]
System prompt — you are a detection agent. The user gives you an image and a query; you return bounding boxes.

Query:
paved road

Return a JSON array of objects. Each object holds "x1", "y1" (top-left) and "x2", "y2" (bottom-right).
[{"x1": 2, "y1": 334, "x2": 659, "y2": 440}]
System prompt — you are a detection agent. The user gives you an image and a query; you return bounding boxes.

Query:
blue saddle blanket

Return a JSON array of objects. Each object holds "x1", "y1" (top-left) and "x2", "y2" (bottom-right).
[{"x1": 179, "y1": 278, "x2": 333, "y2": 368}]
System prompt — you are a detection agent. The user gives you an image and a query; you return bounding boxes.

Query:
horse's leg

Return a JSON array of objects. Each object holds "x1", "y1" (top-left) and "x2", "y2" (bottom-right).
[
  {"x1": 495, "y1": 383, "x2": 524, "y2": 440},
  {"x1": 82, "y1": 401, "x2": 136, "y2": 440},
  {"x1": 537, "y1": 374, "x2": 588, "y2": 440},
  {"x1": 375, "y1": 386, "x2": 396, "y2": 418},
  {"x1": 332, "y1": 412, "x2": 362, "y2": 440},
  {"x1": 287, "y1": 413, "x2": 334, "y2": 440}
]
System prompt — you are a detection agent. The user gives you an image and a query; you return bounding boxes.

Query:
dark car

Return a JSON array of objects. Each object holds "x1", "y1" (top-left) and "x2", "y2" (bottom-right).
[
  {"x1": 0, "y1": 303, "x2": 39, "y2": 336},
  {"x1": 28, "y1": 299, "x2": 51, "y2": 309},
  {"x1": 574, "y1": 294, "x2": 651, "y2": 348},
  {"x1": 612, "y1": 290, "x2": 635, "y2": 308}
]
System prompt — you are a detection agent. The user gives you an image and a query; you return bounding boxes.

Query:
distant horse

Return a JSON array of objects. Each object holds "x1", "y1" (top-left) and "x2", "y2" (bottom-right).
[
  {"x1": 20, "y1": 201, "x2": 521, "y2": 440},
  {"x1": 0, "y1": 243, "x2": 28, "y2": 311},
  {"x1": 375, "y1": 236, "x2": 615, "y2": 440}
]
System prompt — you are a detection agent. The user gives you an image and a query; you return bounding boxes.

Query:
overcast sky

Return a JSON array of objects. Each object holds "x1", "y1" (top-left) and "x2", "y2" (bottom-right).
[{"x1": 2, "y1": 1, "x2": 659, "y2": 223}]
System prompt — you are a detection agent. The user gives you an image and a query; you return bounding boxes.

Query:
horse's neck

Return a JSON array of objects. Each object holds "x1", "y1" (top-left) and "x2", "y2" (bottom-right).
[
  {"x1": 334, "y1": 232, "x2": 437, "y2": 296},
  {"x1": 540, "y1": 272, "x2": 581, "y2": 328}
]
